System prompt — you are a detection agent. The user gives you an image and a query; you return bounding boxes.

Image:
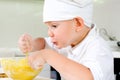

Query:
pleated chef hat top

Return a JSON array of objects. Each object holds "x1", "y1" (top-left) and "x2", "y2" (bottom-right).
[{"x1": 43, "y1": 0, "x2": 93, "y2": 27}]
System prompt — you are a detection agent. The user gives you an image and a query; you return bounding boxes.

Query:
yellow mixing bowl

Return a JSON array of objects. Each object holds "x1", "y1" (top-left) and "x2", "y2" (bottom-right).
[{"x1": 0, "y1": 57, "x2": 42, "y2": 80}]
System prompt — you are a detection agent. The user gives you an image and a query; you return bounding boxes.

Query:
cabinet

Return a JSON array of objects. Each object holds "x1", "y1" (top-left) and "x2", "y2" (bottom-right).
[
  {"x1": 114, "y1": 58, "x2": 120, "y2": 80},
  {"x1": 113, "y1": 52, "x2": 120, "y2": 80}
]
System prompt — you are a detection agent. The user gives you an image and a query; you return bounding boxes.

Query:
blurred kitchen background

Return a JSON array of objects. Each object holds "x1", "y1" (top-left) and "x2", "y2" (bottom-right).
[
  {"x1": 0, "y1": 0, "x2": 120, "y2": 79},
  {"x1": 0, "y1": 0, "x2": 46, "y2": 48},
  {"x1": 0, "y1": 0, "x2": 120, "y2": 48}
]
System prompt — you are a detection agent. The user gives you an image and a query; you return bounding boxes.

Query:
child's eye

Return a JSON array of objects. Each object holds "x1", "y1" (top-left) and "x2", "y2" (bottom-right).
[
  {"x1": 48, "y1": 25, "x2": 57, "y2": 30},
  {"x1": 52, "y1": 25, "x2": 57, "y2": 28}
]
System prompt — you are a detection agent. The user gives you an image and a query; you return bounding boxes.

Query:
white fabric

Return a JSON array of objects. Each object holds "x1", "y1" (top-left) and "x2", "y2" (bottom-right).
[
  {"x1": 43, "y1": 0, "x2": 93, "y2": 27},
  {"x1": 67, "y1": 27, "x2": 115, "y2": 80},
  {"x1": 45, "y1": 27, "x2": 115, "y2": 80}
]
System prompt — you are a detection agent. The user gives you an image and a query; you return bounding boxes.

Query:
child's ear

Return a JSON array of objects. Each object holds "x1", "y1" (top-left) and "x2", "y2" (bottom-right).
[{"x1": 73, "y1": 17, "x2": 84, "y2": 31}]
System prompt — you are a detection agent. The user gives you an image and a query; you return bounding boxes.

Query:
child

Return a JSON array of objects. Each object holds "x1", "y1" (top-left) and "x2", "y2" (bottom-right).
[{"x1": 18, "y1": 0, "x2": 115, "y2": 80}]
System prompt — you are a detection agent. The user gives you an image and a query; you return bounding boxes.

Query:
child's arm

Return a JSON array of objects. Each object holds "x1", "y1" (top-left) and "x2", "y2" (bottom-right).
[
  {"x1": 32, "y1": 37, "x2": 45, "y2": 51},
  {"x1": 28, "y1": 49, "x2": 94, "y2": 80}
]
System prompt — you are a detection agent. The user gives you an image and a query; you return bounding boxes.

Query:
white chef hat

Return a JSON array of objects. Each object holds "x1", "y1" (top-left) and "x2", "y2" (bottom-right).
[{"x1": 43, "y1": 0, "x2": 93, "y2": 27}]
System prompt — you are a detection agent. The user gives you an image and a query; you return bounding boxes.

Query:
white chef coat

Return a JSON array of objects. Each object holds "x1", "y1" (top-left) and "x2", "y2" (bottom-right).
[{"x1": 45, "y1": 27, "x2": 115, "y2": 80}]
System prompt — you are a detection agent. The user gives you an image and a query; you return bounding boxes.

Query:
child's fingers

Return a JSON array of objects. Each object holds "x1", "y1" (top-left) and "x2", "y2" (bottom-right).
[
  {"x1": 18, "y1": 34, "x2": 32, "y2": 53},
  {"x1": 27, "y1": 52, "x2": 45, "y2": 70},
  {"x1": 24, "y1": 34, "x2": 33, "y2": 52}
]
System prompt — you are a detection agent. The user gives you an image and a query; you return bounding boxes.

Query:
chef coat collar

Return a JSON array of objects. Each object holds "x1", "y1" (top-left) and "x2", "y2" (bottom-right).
[{"x1": 71, "y1": 24, "x2": 98, "y2": 56}]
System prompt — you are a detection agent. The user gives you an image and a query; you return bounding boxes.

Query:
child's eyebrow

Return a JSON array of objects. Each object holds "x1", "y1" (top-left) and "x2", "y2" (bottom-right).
[{"x1": 45, "y1": 21, "x2": 57, "y2": 25}]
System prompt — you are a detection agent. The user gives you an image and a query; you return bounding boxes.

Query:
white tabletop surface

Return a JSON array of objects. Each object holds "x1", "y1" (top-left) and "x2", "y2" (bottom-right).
[
  {"x1": 112, "y1": 51, "x2": 120, "y2": 58},
  {"x1": 0, "y1": 78, "x2": 11, "y2": 80},
  {"x1": 0, "y1": 77, "x2": 54, "y2": 80},
  {"x1": 0, "y1": 68, "x2": 4, "y2": 73}
]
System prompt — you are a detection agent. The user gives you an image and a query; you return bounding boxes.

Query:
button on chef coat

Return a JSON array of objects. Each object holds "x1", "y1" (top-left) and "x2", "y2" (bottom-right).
[{"x1": 45, "y1": 27, "x2": 115, "y2": 80}]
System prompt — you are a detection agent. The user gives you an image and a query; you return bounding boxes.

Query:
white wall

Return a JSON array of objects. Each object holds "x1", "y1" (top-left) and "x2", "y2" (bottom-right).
[
  {"x1": 0, "y1": 0, "x2": 48, "y2": 48},
  {"x1": 0, "y1": 0, "x2": 120, "y2": 48},
  {"x1": 93, "y1": 0, "x2": 120, "y2": 40}
]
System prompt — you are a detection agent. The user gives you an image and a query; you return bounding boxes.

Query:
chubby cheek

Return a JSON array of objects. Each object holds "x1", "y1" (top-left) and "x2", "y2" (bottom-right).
[
  {"x1": 55, "y1": 31, "x2": 72, "y2": 48},
  {"x1": 53, "y1": 24, "x2": 74, "y2": 48},
  {"x1": 55, "y1": 39, "x2": 68, "y2": 49}
]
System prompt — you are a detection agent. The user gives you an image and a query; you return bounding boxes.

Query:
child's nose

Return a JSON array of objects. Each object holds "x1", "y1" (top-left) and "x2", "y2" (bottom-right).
[{"x1": 48, "y1": 30, "x2": 54, "y2": 37}]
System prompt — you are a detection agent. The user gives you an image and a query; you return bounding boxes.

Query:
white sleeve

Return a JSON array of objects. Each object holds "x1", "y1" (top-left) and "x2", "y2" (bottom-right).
[
  {"x1": 81, "y1": 44, "x2": 114, "y2": 80},
  {"x1": 82, "y1": 59, "x2": 103, "y2": 80}
]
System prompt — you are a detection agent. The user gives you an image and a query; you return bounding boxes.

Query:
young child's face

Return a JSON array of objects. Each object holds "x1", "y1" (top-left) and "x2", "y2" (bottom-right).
[{"x1": 45, "y1": 19, "x2": 79, "y2": 49}]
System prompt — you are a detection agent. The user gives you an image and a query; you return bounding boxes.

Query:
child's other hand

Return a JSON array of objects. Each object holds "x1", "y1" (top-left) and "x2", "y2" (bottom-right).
[{"x1": 18, "y1": 34, "x2": 33, "y2": 53}]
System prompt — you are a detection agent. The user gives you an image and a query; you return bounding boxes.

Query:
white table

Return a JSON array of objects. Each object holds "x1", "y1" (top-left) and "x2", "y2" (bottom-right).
[
  {"x1": 0, "y1": 77, "x2": 55, "y2": 80},
  {"x1": 113, "y1": 51, "x2": 120, "y2": 58}
]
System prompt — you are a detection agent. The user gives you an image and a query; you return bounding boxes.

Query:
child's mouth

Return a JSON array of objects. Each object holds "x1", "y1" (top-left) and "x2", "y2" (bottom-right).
[{"x1": 53, "y1": 42, "x2": 57, "y2": 45}]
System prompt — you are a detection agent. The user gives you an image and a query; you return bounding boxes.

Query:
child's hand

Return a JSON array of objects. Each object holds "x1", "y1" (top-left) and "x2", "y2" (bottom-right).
[
  {"x1": 28, "y1": 50, "x2": 46, "y2": 70},
  {"x1": 18, "y1": 34, "x2": 33, "y2": 53}
]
